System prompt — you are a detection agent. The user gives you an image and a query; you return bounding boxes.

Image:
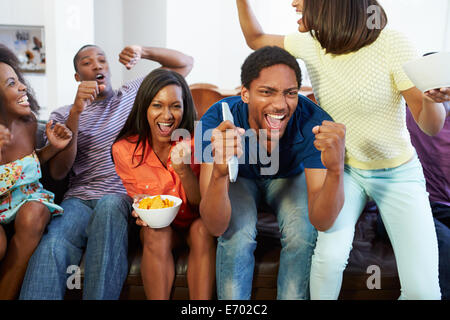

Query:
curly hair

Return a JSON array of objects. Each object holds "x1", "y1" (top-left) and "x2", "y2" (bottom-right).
[
  {"x1": 241, "y1": 46, "x2": 302, "y2": 89},
  {"x1": 0, "y1": 44, "x2": 39, "y2": 114}
]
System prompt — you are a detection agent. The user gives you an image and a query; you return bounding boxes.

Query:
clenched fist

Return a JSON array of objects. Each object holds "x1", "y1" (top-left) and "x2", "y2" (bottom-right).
[
  {"x1": 46, "y1": 120, "x2": 73, "y2": 151},
  {"x1": 119, "y1": 45, "x2": 143, "y2": 70},
  {"x1": 0, "y1": 124, "x2": 12, "y2": 163},
  {"x1": 170, "y1": 140, "x2": 192, "y2": 175},
  {"x1": 72, "y1": 81, "x2": 105, "y2": 114},
  {"x1": 211, "y1": 121, "x2": 245, "y2": 178},
  {"x1": 312, "y1": 121, "x2": 346, "y2": 175}
]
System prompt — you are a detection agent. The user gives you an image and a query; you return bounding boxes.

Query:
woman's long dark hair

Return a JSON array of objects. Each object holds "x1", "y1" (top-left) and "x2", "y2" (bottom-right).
[
  {"x1": 114, "y1": 68, "x2": 197, "y2": 167},
  {"x1": 0, "y1": 44, "x2": 39, "y2": 115},
  {"x1": 302, "y1": 0, "x2": 388, "y2": 55}
]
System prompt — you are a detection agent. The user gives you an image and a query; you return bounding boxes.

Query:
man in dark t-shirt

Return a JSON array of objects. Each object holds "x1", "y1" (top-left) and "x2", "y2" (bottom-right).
[{"x1": 196, "y1": 46, "x2": 346, "y2": 299}]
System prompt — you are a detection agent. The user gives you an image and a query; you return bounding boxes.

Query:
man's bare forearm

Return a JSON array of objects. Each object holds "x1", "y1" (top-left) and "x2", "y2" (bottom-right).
[
  {"x1": 141, "y1": 47, "x2": 193, "y2": 76},
  {"x1": 200, "y1": 167, "x2": 232, "y2": 237},
  {"x1": 310, "y1": 171, "x2": 345, "y2": 232}
]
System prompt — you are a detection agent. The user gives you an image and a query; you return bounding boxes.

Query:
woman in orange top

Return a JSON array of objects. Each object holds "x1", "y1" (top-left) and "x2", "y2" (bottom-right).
[{"x1": 112, "y1": 69, "x2": 215, "y2": 299}]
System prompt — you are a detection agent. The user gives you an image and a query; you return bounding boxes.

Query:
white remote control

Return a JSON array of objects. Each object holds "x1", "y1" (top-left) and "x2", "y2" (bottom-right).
[{"x1": 221, "y1": 102, "x2": 239, "y2": 183}]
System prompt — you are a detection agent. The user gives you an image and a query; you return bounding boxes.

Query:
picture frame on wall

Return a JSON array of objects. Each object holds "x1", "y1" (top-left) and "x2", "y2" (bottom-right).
[{"x1": 0, "y1": 24, "x2": 45, "y2": 73}]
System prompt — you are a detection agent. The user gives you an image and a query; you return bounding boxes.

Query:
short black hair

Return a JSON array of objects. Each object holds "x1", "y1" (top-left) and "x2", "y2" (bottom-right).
[
  {"x1": 241, "y1": 46, "x2": 302, "y2": 89},
  {"x1": 73, "y1": 44, "x2": 100, "y2": 72}
]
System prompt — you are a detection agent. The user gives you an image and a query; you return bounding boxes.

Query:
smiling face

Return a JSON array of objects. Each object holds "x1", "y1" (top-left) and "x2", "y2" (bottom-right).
[
  {"x1": 147, "y1": 84, "x2": 184, "y2": 146},
  {"x1": 0, "y1": 62, "x2": 31, "y2": 119},
  {"x1": 74, "y1": 46, "x2": 113, "y2": 97},
  {"x1": 242, "y1": 64, "x2": 299, "y2": 143},
  {"x1": 292, "y1": 0, "x2": 308, "y2": 32}
]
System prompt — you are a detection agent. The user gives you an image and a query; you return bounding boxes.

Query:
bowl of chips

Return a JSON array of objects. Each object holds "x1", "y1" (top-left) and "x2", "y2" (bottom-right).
[{"x1": 132, "y1": 195, "x2": 182, "y2": 228}]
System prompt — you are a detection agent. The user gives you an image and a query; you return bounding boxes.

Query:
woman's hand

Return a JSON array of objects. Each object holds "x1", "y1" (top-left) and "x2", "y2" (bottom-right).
[
  {"x1": 0, "y1": 125, "x2": 12, "y2": 163},
  {"x1": 133, "y1": 194, "x2": 148, "y2": 227},
  {"x1": 170, "y1": 140, "x2": 192, "y2": 176},
  {"x1": 131, "y1": 209, "x2": 148, "y2": 227},
  {"x1": 425, "y1": 87, "x2": 450, "y2": 104},
  {"x1": 46, "y1": 120, "x2": 73, "y2": 151}
]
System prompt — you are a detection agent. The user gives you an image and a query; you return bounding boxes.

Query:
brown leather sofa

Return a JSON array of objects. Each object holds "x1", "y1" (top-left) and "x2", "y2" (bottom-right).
[{"x1": 36, "y1": 85, "x2": 401, "y2": 300}]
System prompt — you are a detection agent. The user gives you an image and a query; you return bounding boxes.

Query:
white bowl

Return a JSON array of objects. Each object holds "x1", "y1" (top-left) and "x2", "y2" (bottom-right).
[
  {"x1": 132, "y1": 195, "x2": 182, "y2": 229},
  {"x1": 403, "y1": 52, "x2": 450, "y2": 92}
]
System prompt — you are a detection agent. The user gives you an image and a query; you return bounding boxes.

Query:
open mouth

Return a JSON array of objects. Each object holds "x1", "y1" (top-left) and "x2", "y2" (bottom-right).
[
  {"x1": 264, "y1": 113, "x2": 286, "y2": 130},
  {"x1": 95, "y1": 73, "x2": 105, "y2": 81},
  {"x1": 156, "y1": 122, "x2": 175, "y2": 137},
  {"x1": 17, "y1": 94, "x2": 30, "y2": 107}
]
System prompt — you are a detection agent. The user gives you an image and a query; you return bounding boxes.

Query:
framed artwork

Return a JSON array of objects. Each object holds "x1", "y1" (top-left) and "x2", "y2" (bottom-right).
[{"x1": 0, "y1": 24, "x2": 45, "y2": 73}]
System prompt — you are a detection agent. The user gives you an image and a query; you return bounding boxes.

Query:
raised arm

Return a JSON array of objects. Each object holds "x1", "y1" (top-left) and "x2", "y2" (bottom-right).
[
  {"x1": 403, "y1": 87, "x2": 448, "y2": 136},
  {"x1": 305, "y1": 121, "x2": 346, "y2": 231},
  {"x1": 47, "y1": 81, "x2": 102, "y2": 180},
  {"x1": 36, "y1": 121, "x2": 72, "y2": 165},
  {"x1": 199, "y1": 121, "x2": 245, "y2": 237},
  {"x1": 119, "y1": 46, "x2": 194, "y2": 77},
  {"x1": 236, "y1": 0, "x2": 285, "y2": 50}
]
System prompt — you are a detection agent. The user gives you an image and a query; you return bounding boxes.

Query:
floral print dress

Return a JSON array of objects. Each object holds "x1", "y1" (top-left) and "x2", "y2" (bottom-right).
[{"x1": 0, "y1": 152, "x2": 63, "y2": 224}]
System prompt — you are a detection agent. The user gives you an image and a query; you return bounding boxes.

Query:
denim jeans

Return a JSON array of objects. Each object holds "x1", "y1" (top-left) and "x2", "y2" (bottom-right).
[
  {"x1": 431, "y1": 203, "x2": 450, "y2": 300},
  {"x1": 310, "y1": 156, "x2": 441, "y2": 300},
  {"x1": 19, "y1": 193, "x2": 132, "y2": 300},
  {"x1": 216, "y1": 172, "x2": 317, "y2": 300}
]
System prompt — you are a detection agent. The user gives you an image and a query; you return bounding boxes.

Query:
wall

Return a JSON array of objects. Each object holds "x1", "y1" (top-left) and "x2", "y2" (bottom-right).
[
  {"x1": 94, "y1": 0, "x2": 124, "y2": 90},
  {"x1": 0, "y1": 0, "x2": 94, "y2": 119},
  {"x1": 44, "y1": 0, "x2": 94, "y2": 119},
  {"x1": 0, "y1": 0, "x2": 47, "y2": 116},
  {"x1": 122, "y1": 0, "x2": 167, "y2": 83},
  {"x1": 379, "y1": 0, "x2": 449, "y2": 55}
]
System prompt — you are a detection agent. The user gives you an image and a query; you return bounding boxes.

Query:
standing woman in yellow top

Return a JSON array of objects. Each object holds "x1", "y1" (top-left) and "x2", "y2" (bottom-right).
[{"x1": 236, "y1": 0, "x2": 449, "y2": 299}]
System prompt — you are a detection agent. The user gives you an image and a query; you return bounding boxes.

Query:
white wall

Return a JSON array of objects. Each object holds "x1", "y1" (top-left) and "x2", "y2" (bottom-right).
[
  {"x1": 379, "y1": 0, "x2": 449, "y2": 55},
  {"x1": 166, "y1": 0, "x2": 254, "y2": 89},
  {"x1": 94, "y1": 0, "x2": 124, "y2": 90},
  {"x1": 44, "y1": 0, "x2": 94, "y2": 119},
  {"x1": 122, "y1": 0, "x2": 167, "y2": 83}
]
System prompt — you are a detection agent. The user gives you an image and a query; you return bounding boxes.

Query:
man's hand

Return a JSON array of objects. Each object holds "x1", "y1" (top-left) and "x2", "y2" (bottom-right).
[
  {"x1": 72, "y1": 81, "x2": 105, "y2": 114},
  {"x1": 46, "y1": 120, "x2": 73, "y2": 151},
  {"x1": 170, "y1": 140, "x2": 192, "y2": 175},
  {"x1": 0, "y1": 125, "x2": 12, "y2": 163},
  {"x1": 312, "y1": 121, "x2": 346, "y2": 175},
  {"x1": 211, "y1": 121, "x2": 245, "y2": 178},
  {"x1": 119, "y1": 45, "x2": 143, "y2": 70},
  {"x1": 425, "y1": 87, "x2": 450, "y2": 104}
]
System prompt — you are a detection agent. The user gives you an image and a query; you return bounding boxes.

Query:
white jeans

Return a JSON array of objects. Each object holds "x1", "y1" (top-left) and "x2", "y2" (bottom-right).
[{"x1": 310, "y1": 156, "x2": 441, "y2": 300}]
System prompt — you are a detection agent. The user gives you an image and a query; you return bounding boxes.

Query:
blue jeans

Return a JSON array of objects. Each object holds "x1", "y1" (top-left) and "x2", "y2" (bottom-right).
[
  {"x1": 19, "y1": 194, "x2": 132, "y2": 300},
  {"x1": 431, "y1": 203, "x2": 450, "y2": 300},
  {"x1": 310, "y1": 156, "x2": 441, "y2": 300},
  {"x1": 216, "y1": 172, "x2": 317, "y2": 300}
]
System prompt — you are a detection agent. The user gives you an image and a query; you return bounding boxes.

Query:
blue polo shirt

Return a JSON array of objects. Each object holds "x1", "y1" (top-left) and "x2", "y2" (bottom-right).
[{"x1": 194, "y1": 95, "x2": 333, "y2": 179}]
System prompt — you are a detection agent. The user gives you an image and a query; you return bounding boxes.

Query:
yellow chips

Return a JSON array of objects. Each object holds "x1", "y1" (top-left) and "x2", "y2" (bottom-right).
[{"x1": 138, "y1": 196, "x2": 174, "y2": 209}]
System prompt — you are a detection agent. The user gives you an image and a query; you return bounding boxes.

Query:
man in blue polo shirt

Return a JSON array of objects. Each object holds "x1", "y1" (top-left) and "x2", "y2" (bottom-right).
[{"x1": 196, "y1": 46, "x2": 346, "y2": 300}]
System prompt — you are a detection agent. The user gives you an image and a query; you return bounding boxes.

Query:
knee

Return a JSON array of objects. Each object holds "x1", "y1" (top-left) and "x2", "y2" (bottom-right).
[
  {"x1": 94, "y1": 194, "x2": 131, "y2": 222},
  {"x1": 312, "y1": 233, "x2": 353, "y2": 269},
  {"x1": 280, "y1": 213, "x2": 317, "y2": 250},
  {"x1": 189, "y1": 219, "x2": 215, "y2": 251},
  {"x1": 15, "y1": 202, "x2": 50, "y2": 238},
  {"x1": 141, "y1": 227, "x2": 172, "y2": 258}
]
